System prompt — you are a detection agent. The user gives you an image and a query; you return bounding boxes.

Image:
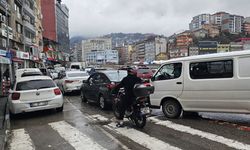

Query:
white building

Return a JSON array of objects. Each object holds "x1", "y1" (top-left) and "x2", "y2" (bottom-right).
[
  {"x1": 82, "y1": 38, "x2": 112, "y2": 61},
  {"x1": 86, "y1": 50, "x2": 118, "y2": 65},
  {"x1": 189, "y1": 14, "x2": 211, "y2": 31}
]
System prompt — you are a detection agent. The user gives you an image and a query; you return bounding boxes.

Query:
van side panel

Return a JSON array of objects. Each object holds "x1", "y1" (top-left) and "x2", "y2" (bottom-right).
[{"x1": 180, "y1": 56, "x2": 250, "y2": 113}]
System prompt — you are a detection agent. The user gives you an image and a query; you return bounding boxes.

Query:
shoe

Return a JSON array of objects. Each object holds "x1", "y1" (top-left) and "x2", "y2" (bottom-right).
[
  {"x1": 125, "y1": 110, "x2": 133, "y2": 116},
  {"x1": 116, "y1": 121, "x2": 124, "y2": 128}
]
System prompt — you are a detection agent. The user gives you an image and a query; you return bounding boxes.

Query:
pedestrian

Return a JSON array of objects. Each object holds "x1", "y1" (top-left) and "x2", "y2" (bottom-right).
[{"x1": 3, "y1": 68, "x2": 9, "y2": 80}]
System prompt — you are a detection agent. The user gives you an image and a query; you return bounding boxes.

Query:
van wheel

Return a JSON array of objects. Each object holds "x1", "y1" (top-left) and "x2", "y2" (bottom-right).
[{"x1": 162, "y1": 100, "x2": 181, "y2": 118}]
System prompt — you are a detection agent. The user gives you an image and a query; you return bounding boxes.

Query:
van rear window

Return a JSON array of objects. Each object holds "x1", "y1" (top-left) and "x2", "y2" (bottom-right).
[{"x1": 190, "y1": 60, "x2": 233, "y2": 79}]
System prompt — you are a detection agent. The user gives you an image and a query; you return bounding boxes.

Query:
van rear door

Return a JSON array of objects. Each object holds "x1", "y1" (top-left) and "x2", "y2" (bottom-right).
[{"x1": 150, "y1": 62, "x2": 184, "y2": 106}]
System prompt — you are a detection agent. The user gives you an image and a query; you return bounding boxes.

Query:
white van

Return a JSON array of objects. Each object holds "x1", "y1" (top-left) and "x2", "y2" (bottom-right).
[
  {"x1": 150, "y1": 50, "x2": 250, "y2": 118},
  {"x1": 70, "y1": 62, "x2": 85, "y2": 70}
]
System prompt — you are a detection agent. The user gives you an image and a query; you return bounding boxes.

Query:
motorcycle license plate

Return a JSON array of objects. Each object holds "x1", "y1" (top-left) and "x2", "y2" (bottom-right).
[{"x1": 141, "y1": 107, "x2": 150, "y2": 114}]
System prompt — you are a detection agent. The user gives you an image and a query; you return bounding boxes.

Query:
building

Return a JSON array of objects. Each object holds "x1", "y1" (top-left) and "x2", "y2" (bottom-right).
[
  {"x1": 56, "y1": 1, "x2": 69, "y2": 54},
  {"x1": 198, "y1": 41, "x2": 218, "y2": 55},
  {"x1": 172, "y1": 31, "x2": 193, "y2": 58},
  {"x1": 217, "y1": 44, "x2": 230, "y2": 53},
  {"x1": 221, "y1": 14, "x2": 244, "y2": 34},
  {"x1": 193, "y1": 28, "x2": 208, "y2": 38},
  {"x1": 135, "y1": 41, "x2": 145, "y2": 62},
  {"x1": 155, "y1": 36, "x2": 167, "y2": 60},
  {"x1": 116, "y1": 46, "x2": 128, "y2": 65},
  {"x1": 244, "y1": 17, "x2": 250, "y2": 35},
  {"x1": 82, "y1": 38, "x2": 112, "y2": 62},
  {"x1": 144, "y1": 38, "x2": 155, "y2": 63},
  {"x1": 41, "y1": 0, "x2": 58, "y2": 66},
  {"x1": 202, "y1": 24, "x2": 220, "y2": 38},
  {"x1": 189, "y1": 14, "x2": 211, "y2": 31},
  {"x1": 210, "y1": 12, "x2": 228, "y2": 26},
  {"x1": 86, "y1": 50, "x2": 118, "y2": 65},
  {"x1": 188, "y1": 46, "x2": 199, "y2": 56}
]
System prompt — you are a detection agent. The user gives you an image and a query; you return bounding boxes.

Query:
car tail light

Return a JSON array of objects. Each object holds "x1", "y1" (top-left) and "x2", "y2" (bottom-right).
[
  {"x1": 12, "y1": 92, "x2": 20, "y2": 100},
  {"x1": 106, "y1": 83, "x2": 116, "y2": 90},
  {"x1": 143, "y1": 82, "x2": 152, "y2": 87},
  {"x1": 54, "y1": 88, "x2": 61, "y2": 95},
  {"x1": 65, "y1": 80, "x2": 74, "y2": 83}
]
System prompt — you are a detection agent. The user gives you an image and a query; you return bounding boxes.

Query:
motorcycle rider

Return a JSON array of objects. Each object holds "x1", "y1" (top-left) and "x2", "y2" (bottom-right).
[{"x1": 112, "y1": 67, "x2": 142, "y2": 127}]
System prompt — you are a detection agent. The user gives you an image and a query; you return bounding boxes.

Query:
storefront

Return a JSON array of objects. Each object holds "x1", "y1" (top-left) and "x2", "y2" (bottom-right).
[{"x1": 0, "y1": 50, "x2": 11, "y2": 97}]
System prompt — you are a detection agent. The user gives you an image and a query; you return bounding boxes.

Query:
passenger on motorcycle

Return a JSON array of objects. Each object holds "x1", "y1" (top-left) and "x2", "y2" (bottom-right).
[{"x1": 112, "y1": 67, "x2": 142, "y2": 127}]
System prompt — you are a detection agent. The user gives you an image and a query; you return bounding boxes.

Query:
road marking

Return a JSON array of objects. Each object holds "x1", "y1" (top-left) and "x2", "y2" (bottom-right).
[
  {"x1": 9, "y1": 129, "x2": 35, "y2": 150},
  {"x1": 49, "y1": 121, "x2": 106, "y2": 150},
  {"x1": 105, "y1": 122, "x2": 182, "y2": 150},
  {"x1": 90, "y1": 114, "x2": 109, "y2": 121},
  {"x1": 149, "y1": 117, "x2": 250, "y2": 150}
]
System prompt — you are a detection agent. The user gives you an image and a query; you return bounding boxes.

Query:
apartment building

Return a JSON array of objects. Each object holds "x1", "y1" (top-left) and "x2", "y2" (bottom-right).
[
  {"x1": 86, "y1": 50, "x2": 118, "y2": 65},
  {"x1": 189, "y1": 14, "x2": 211, "y2": 31},
  {"x1": 221, "y1": 14, "x2": 244, "y2": 34}
]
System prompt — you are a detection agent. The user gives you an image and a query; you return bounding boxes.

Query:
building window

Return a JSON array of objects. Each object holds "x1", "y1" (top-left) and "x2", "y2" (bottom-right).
[
  {"x1": 190, "y1": 60, "x2": 233, "y2": 79},
  {"x1": 16, "y1": 22, "x2": 22, "y2": 33}
]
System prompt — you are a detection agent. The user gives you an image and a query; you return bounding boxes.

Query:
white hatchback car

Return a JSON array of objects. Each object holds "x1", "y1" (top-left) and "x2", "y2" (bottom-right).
[
  {"x1": 56, "y1": 71, "x2": 89, "y2": 94},
  {"x1": 9, "y1": 76, "x2": 64, "y2": 114}
]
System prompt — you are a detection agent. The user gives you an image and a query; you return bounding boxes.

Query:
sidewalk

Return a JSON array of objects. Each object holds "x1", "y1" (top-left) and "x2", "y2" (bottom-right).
[{"x1": 0, "y1": 96, "x2": 10, "y2": 150}]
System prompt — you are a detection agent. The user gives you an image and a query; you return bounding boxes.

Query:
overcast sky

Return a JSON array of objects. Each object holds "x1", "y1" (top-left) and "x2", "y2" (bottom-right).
[{"x1": 63, "y1": 0, "x2": 250, "y2": 38}]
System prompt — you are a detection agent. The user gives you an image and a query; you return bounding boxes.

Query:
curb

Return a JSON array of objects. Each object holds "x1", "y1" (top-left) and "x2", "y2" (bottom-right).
[{"x1": 1, "y1": 98, "x2": 10, "y2": 150}]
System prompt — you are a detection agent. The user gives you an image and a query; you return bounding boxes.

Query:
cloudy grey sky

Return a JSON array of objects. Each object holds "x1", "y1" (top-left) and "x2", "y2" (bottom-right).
[{"x1": 63, "y1": 0, "x2": 250, "y2": 38}]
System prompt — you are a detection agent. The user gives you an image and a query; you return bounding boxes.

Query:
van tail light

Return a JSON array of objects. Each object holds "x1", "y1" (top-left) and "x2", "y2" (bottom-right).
[
  {"x1": 65, "y1": 80, "x2": 74, "y2": 83},
  {"x1": 54, "y1": 88, "x2": 61, "y2": 95},
  {"x1": 106, "y1": 83, "x2": 116, "y2": 90},
  {"x1": 12, "y1": 92, "x2": 20, "y2": 100}
]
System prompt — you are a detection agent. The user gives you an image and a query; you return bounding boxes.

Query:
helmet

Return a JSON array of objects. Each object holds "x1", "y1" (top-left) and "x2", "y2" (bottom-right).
[{"x1": 127, "y1": 67, "x2": 137, "y2": 75}]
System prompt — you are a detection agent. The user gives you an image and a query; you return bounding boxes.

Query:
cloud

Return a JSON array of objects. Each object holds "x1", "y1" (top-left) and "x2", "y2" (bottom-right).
[{"x1": 63, "y1": 0, "x2": 250, "y2": 37}]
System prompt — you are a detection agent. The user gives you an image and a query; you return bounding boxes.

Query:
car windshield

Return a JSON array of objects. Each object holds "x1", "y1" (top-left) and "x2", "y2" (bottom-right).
[
  {"x1": 106, "y1": 71, "x2": 127, "y2": 82},
  {"x1": 137, "y1": 68, "x2": 151, "y2": 74},
  {"x1": 16, "y1": 80, "x2": 56, "y2": 91},
  {"x1": 67, "y1": 72, "x2": 89, "y2": 77}
]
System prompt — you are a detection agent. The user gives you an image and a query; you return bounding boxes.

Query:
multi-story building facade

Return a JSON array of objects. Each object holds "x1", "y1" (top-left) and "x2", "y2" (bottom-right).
[
  {"x1": 144, "y1": 38, "x2": 155, "y2": 63},
  {"x1": 198, "y1": 41, "x2": 218, "y2": 55},
  {"x1": 116, "y1": 46, "x2": 128, "y2": 65},
  {"x1": 56, "y1": 1, "x2": 69, "y2": 54},
  {"x1": 189, "y1": 14, "x2": 211, "y2": 31},
  {"x1": 221, "y1": 14, "x2": 244, "y2": 34},
  {"x1": 82, "y1": 38, "x2": 112, "y2": 62},
  {"x1": 135, "y1": 41, "x2": 145, "y2": 62},
  {"x1": 217, "y1": 44, "x2": 230, "y2": 53},
  {"x1": 155, "y1": 36, "x2": 167, "y2": 60},
  {"x1": 244, "y1": 17, "x2": 250, "y2": 35},
  {"x1": 86, "y1": 50, "x2": 118, "y2": 65},
  {"x1": 210, "y1": 12, "x2": 227, "y2": 26}
]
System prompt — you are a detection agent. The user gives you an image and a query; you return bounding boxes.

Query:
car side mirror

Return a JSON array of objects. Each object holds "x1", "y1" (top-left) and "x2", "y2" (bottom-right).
[{"x1": 151, "y1": 76, "x2": 155, "y2": 82}]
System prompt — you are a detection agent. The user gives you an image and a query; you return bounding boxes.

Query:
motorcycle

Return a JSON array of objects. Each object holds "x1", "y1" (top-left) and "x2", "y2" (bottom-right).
[{"x1": 112, "y1": 82, "x2": 154, "y2": 128}]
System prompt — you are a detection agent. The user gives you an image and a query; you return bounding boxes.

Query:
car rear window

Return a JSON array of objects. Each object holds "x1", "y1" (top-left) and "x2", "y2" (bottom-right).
[
  {"x1": 67, "y1": 73, "x2": 88, "y2": 77},
  {"x1": 21, "y1": 72, "x2": 43, "y2": 77},
  {"x1": 106, "y1": 71, "x2": 127, "y2": 82},
  {"x1": 71, "y1": 65, "x2": 80, "y2": 69},
  {"x1": 137, "y1": 68, "x2": 151, "y2": 74},
  {"x1": 16, "y1": 79, "x2": 56, "y2": 91}
]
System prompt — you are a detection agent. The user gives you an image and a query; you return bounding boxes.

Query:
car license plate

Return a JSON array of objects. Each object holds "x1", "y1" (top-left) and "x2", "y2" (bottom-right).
[
  {"x1": 30, "y1": 101, "x2": 48, "y2": 107},
  {"x1": 141, "y1": 107, "x2": 151, "y2": 114}
]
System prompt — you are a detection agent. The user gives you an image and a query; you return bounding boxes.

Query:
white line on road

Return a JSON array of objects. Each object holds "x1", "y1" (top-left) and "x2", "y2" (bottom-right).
[
  {"x1": 149, "y1": 117, "x2": 250, "y2": 150},
  {"x1": 9, "y1": 129, "x2": 35, "y2": 150},
  {"x1": 49, "y1": 121, "x2": 106, "y2": 150},
  {"x1": 105, "y1": 122, "x2": 182, "y2": 150}
]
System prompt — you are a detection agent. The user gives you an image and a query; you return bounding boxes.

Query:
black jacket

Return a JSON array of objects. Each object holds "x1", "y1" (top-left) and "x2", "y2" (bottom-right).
[{"x1": 113, "y1": 74, "x2": 142, "y2": 98}]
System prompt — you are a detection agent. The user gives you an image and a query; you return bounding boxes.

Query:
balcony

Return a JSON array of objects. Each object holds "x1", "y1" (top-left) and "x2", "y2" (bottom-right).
[
  {"x1": 23, "y1": 4, "x2": 35, "y2": 17},
  {"x1": 23, "y1": 21, "x2": 35, "y2": 33}
]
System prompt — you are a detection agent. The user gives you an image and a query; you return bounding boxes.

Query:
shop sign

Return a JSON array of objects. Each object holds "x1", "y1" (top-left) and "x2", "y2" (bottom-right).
[
  {"x1": 0, "y1": 49, "x2": 7, "y2": 56},
  {"x1": 16, "y1": 51, "x2": 29, "y2": 60},
  {"x1": 0, "y1": 56, "x2": 10, "y2": 64}
]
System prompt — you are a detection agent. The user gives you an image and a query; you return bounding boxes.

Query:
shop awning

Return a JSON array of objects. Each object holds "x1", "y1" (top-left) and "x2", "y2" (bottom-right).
[
  {"x1": 0, "y1": 56, "x2": 10, "y2": 64},
  {"x1": 12, "y1": 58, "x2": 24, "y2": 63}
]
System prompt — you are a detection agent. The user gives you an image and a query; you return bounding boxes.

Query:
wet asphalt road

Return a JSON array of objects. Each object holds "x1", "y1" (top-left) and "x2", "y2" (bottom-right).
[{"x1": 8, "y1": 92, "x2": 250, "y2": 150}]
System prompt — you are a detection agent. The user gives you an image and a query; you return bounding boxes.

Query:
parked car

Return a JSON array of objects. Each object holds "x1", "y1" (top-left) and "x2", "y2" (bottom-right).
[
  {"x1": 8, "y1": 76, "x2": 64, "y2": 115},
  {"x1": 15, "y1": 68, "x2": 43, "y2": 81},
  {"x1": 150, "y1": 50, "x2": 250, "y2": 119},
  {"x1": 56, "y1": 71, "x2": 89, "y2": 94},
  {"x1": 48, "y1": 69, "x2": 59, "y2": 79},
  {"x1": 80, "y1": 70, "x2": 127, "y2": 109},
  {"x1": 136, "y1": 67, "x2": 154, "y2": 79}
]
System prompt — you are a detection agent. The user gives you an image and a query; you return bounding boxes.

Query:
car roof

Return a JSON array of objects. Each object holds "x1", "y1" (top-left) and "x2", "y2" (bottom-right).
[
  {"x1": 16, "y1": 76, "x2": 52, "y2": 83},
  {"x1": 66, "y1": 70, "x2": 87, "y2": 74},
  {"x1": 16, "y1": 68, "x2": 40, "y2": 72}
]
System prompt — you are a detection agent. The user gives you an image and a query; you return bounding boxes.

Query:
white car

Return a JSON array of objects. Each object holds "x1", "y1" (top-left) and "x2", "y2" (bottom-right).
[
  {"x1": 57, "y1": 71, "x2": 89, "y2": 94},
  {"x1": 15, "y1": 68, "x2": 42, "y2": 81},
  {"x1": 9, "y1": 76, "x2": 64, "y2": 114}
]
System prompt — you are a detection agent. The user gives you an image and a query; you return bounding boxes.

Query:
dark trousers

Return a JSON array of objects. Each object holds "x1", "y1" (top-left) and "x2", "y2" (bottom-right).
[{"x1": 116, "y1": 95, "x2": 135, "y2": 120}]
